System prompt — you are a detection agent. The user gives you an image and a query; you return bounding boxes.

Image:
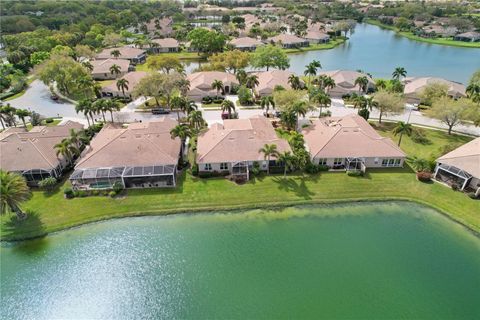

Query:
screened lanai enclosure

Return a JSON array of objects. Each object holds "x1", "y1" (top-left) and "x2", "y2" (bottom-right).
[
  {"x1": 70, "y1": 165, "x2": 177, "y2": 190},
  {"x1": 434, "y1": 163, "x2": 473, "y2": 190},
  {"x1": 21, "y1": 167, "x2": 62, "y2": 186}
]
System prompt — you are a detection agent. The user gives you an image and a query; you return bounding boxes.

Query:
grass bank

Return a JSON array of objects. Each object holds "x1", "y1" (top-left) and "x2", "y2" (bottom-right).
[
  {"x1": 284, "y1": 38, "x2": 346, "y2": 54},
  {"x1": 3, "y1": 77, "x2": 36, "y2": 101},
  {"x1": 366, "y1": 19, "x2": 480, "y2": 48}
]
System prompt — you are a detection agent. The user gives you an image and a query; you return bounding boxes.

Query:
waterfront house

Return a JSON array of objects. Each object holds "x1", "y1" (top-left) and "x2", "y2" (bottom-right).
[
  {"x1": 0, "y1": 121, "x2": 84, "y2": 186},
  {"x1": 403, "y1": 77, "x2": 466, "y2": 104},
  {"x1": 254, "y1": 70, "x2": 299, "y2": 96},
  {"x1": 304, "y1": 30, "x2": 330, "y2": 44},
  {"x1": 186, "y1": 71, "x2": 239, "y2": 101},
  {"x1": 228, "y1": 37, "x2": 264, "y2": 51},
  {"x1": 196, "y1": 116, "x2": 291, "y2": 179},
  {"x1": 302, "y1": 114, "x2": 406, "y2": 172},
  {"x1": 101, "y1": 71, "x2": 148, "y2": 98},
  {"x1": 96, "y1": 47, "x2": 146, "y2": 65},
  {"x1": 317, "y1": 70, "x2": 375, "y2": 97},
  {"x1": 70, "y1": 118, "x2": 181, "y2": 190},
  {"x1": 454, "y1": 31, "x2": 480, "y2": 42},
  {"x1": 434, "y1": 137, "x2": 480, "y2": 195},
  {"x1": 266, "y1": 34, "x2": 310, "y2": 48},
  {"x1": 149, "y1": 38, "x2": 180, "y2": 53},
  {"x1": 90, "y1": 59, "x2": 130, "y2": 80}
]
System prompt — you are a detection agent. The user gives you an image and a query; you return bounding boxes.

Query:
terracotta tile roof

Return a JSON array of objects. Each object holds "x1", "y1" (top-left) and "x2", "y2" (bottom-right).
[
  {"x1": 437, "y1": 137, "x2": 480, "y2": 178},
  {"x1": 254, "y1": 70, "x2": 296, "y2": 95},
  {"x1": 318, "y1": 70, "x2": 375, "y2": 90},
  {"x1": 102, "y1": 71, "x2": 148, "y2": 94},
  {"x1": 267, "y1": 33, "x2": 308, "y2": 45},
  {"x1": 303, "y1": 114, "x2": 406, "y2": 159},
  {"x1": 403, "y1": 77, "x2": 466, "y2": 98},
  {"x1": 187, "y1": 71, "x2": 239, "y2": 92},
  {"x1": 152, "y1": 38, "x2": 179, "y2": 48},
  {"x1": 96, "y1": 47, "x2": 146, "y2": 60},
  {"x1": 304, "y1": 30, "x2": 330, "y2": 40},
  {"x1": 91, "y1": 59, "x2": 130, "y2": 74},
  {"x1": 75, "y1": 118, "x2": 181, "y2": 169},
  {"x1": 229, "y1": 37, "x2": 263, "y2": 48},
  {"x1": 197, "y1": 116, "x2": 291, "y2": 163},
  {"x1": 0, "y1": 121, "x2": 84, "y2": 172}
]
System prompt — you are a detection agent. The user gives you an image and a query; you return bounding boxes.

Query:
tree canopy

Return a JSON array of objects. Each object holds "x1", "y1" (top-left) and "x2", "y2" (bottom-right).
[{"x1": 251, "y1": 45, "x2": 290, "y2": 71}]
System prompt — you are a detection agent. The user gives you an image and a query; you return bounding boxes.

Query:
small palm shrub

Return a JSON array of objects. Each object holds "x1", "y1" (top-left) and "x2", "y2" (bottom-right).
[{"x1": 38, "y1": 177, "x2": 57, "y2": 191}]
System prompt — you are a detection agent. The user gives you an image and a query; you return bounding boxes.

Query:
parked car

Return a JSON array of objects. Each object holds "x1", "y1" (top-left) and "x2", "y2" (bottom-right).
[
  {"x1": 51, "y1": 94, "x2": 59, "y2": 101},
  {"x1": 151, "y1": 108, "x2": 170, "y2": 115}
]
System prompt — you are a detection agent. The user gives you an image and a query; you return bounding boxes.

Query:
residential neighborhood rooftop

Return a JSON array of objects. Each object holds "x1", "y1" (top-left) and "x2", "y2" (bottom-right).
[{"x1": 437, "y1": 137, "x2": 480, "y2": 178}]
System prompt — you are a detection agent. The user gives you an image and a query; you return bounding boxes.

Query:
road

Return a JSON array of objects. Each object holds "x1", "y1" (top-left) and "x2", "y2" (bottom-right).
[{"x1": 6, "y1": 82, "x2": 480, "y2": 136}]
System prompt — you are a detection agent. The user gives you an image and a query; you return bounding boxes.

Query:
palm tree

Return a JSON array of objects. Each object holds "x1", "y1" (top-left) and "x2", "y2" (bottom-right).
[
  {"x1": 276, "y1": 151, "x2": 294, "y2": 177},
  {"x1": 408, "y1": 156, "x2": 435, "y2": 173},
  {"x1": 103, "y1": 99, "x2": 120, "y2": 122},
  {"x1": 304, "y1": 60, "x2": 321, "y2": 87},
  {"x1": 0, "y1": 170, "x2": 32, "y2": 220},
  {"x1": 354, "y1": 76, "x2": 369, "y2": 94},
  {"x1": 221, "y1": 100, "x2": 236, "y2": 118},
  {"x1": 235, "y1": 69, "x2": 248, "y2": 85},
  {"x1": 116, "y1": 78, "x2": 129, "y2": 97},
  {"x1": 92, "y1": 99, "x2": 107, "y2": 122},
  {"x1": 69, "y1": 128, "x2": 82, "y2": 149},
  {"x1": 260, "y1": 96, "x2": 275, "y2": 116},
  {"x1": 323, "y1": 76, "x2": 335, "y2": 94},
  {"x1": 82, "y1": 61, "x2": 94, "y2": 72},
  {"x1": 375, "y1": 79, "x2": 388, "y2": 91},
  {"x1": 312, "y1": 92, "x2": 331, "y2": 118},
  {"x1": 392, "y1": 67, "x2": 407, "y2": 81},
  {"x1": 110, "y1": 64, "x2": 121, "y2": 77},
  {"x1": 184, "y1": 100, "x2": 198, "y2": 115},
  {"x1": 171, "y1": 96, "x2": 186, "y2": 120},
  {"x1": 280, "y1": 110, "x2": 297, "y2": 131},
  {"x1": 75, "y1": 99, "x2": 93, "y2": 126},
  {"x1": 288, "y1": 74, "x2": 301, "y2": 90},
  {"x1": 211, "y1": 79, "x2": 224, "y2": 96},
  {"x1": 15, "y1": 109, "x2": 30, "y2": 127},
  {"x1": 170, "y1": 124, "x2": 192, "y2": 150},
  {"x1": 245, "y1": 74, "x2": 259, "y2": 93},
  {"x1": 259, "y1": 143, "x2": 279, "y2": 174},
  {"x1": 187, "y1": 110, "x2": 205, "y2": 132},
  {"x1": 110, "y1": 49, "x2": 121, "y2": 58},
  {"x1": 1, "y1": 104, "x2": 17, "y2": 127},
  {"x1": 290, "y1": 100, "x2": 308, "y2": 129},
  {"x1": 352, "y1": 95, "x2": 367, "y2": 109},
  {"x1": 466, "y1": 83, "x2": 480, "y2": 103},
  {"x1": 54, "y1": 138, "x2": 78, "y2": 165},
  {"x1": 392, "y1": 121, "x2": 413, "y2": 146}
]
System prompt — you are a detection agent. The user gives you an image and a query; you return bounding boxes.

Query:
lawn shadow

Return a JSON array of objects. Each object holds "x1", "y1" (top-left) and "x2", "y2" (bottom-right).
[
  {"x1": 273, "y1": 176, "x2": 315, "y2": 200},
  {"x1": 3, "y1": 210, "x2": 46, "y2": 242}
]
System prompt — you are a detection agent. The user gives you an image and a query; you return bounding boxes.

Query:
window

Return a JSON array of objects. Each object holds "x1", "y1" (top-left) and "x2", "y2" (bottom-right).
[
  {"x1": 333, "y1": 158, "x2": 343, "y2": 166},
  {"x1": 220, "y1": 163, "x2": 228, "y2": 170},
  {"x1": 374, "y1": 157, "x2": 379, "y2": 164},
  {"x1": 382, "y1": 159, "x2": 389, "y2": 167},
  {"x1": 204, "y1": 163, "x2": 212, "y2": 171},
  {"x1": 394, "y1": 159, "x2": 401, "y2": 166},
  {"x1": 389, "y1": 159, "x2": 395, "y2": 166},
  {"x1": 318, "y1": 158, "x2": 327, "y2": 165},
  {"x1": 382, "y1": 158, "x2": 402, "y2": 167}
]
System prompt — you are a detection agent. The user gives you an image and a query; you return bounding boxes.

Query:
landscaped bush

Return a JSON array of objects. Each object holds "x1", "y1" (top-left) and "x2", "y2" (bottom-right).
[
  {"x1": 64, "y1": 187, "x2": 74, "y2": 199},
  {"x1": 320, "y1": 110, "x2": 332, "y2": 118},
  {"x1": 198, "y1": 171, "x2": 229, "y2": 178},
  {"x1": 109, "y1": 191, "x2": 117, "y2": 198},
  {"x1": 411, "y1": 128, "x2": 431, "y2": 144},
  {"x1": 251, "y1": 162, "x2": 261, "y2": 176},
  {"x1": 112, "y1": 181, "x2": 124, "y2": 194},
  {"x1": 77, "y1": 190, "x2": 87, "y2": 197},
  {"x1": 238, "y1": 85, "x2": 254, "y2": 106},
  {"x1": 45, "y1": 118, "x2": 54, "y2": 123},
  {"x1": 191, "y1": 163, "x2": 199, "y2": 176},
  {"x1": 91, "y1": 190, "x2": 100, "y2": 196},
  {"x1": 347, "y1": 171, "x2": 363, "y2": 177},
  {"x1": 38, "y1": 177, "x2": 57, "y2": 191},
  {"x1": 416, "y1": 171, "x2": 432, "y2": 182},
  {"x1": 451, "y1": 184, "x2": 459, "y2": 191},
  {"x1": 467, "y1": 192, "x2": 479, "y2": 200},
  {"x1": 213, "y1": 99, "x2": 223, "y2": 104},
  {"x1": 202, "y1": 96, "x2": 213, "y2": 104}
]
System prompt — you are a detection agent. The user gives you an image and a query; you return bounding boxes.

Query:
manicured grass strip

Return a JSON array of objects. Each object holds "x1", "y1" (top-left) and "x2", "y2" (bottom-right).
[
  {"x1": 366, "y1": 19, "x2": 480, "y2": 48},
  {"x1": 284, "y1": 38, "x2": 346, "y2": 54},
  {"x1": 1, "y1": 168, "x2": 479, "y2": 241},
  {"x1": 3, "y1": 77, "x2": 36, "y2": 101}
]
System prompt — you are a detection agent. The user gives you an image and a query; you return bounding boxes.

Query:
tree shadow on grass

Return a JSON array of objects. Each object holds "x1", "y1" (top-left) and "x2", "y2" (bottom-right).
[
  {"x1": 3, "y1": 210, "x2": 46, "y2": 244},
  {"x1": 273, "y1": 176, "x2": 315, "y2": 200}
]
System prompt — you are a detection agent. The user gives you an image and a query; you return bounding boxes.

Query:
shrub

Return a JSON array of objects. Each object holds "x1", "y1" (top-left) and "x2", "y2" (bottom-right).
[
  {"x1": 45, "y1": 118, "x2": 54, "y2": 124},
  {"x1": 77, "y1": 190, "x2": 87, "y2": 197},
  {"x1": 238, "y1": 85, "x2": 254, "y2": 105},
  {"x1": 30, "y1": 111, "x2": 42, "y2": 126},
  {"x1": 112, "y1": 181, "x2": 124, "y2": 193},
  {"x1": 109, "y1": 191, "x2": 117, "y2": 198},
  {"x1": 320, "y1": 110, "x2": 332, "y2": 118},
  {"x1": 451, "y1": 184, "x2": 459, "y2": 191},
  {"x1": 347, "y1": 170, "x2": 363, "y2": 177},
  {"x1": 64, "y1": 187, "x2": 74, "y2": 199},
  {"x1": 410, "y1": 128, "x2": 430, "y2": 144},
  {"x1": 38, "y1": 177, "x2": 57, "y2": 191},
  {"x1": 91, "y1": 190, "x2": 100, "y2": 196},
  {"x1": 467, "y1": 192, "x2": 479, "y2": 200},
  {"x1": 416, "y1": 171, "x2": 432, "y2": 182},
  {"x1": 191, "y1": 163, "x2": 199, "y2": 176},
  {"x1": 358, "y1": 108, "x2": 370, "y2": 120},
  {"x1": 251, "y1": 161, "x2": 261, "y2": 176},
  {"x1": 213, "y1": 99, "x2": 223, "y2": 104}
]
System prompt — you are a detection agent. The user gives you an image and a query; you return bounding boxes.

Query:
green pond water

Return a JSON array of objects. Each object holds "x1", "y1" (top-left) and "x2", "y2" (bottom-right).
[{"x1": 1, "y1": 202, "x2": 480, "y2": 319}]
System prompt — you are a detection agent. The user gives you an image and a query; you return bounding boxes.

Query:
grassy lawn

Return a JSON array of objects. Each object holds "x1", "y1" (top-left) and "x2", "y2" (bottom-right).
[
  {"x1": 96, "y1": 79, "x2": 115, "y2": 87},
  {"x1": 2, "y1": 123, "x2": 479, "y2": 241},
  {"x1": 136, "y1": 51, "x2": 205, "y2": 72},
  {"x1": 25, "y1": 118, "x2": 62, "y2": 131},
  {"x1": 366, "y1": 19, "x2": 480, "y2": 48},
  {"x1": 284, "y1": 38, "x2": 346, "y2": 54},
  {"x1": 372, "y1": 122, "x2": 473, "y2": 160},
  {"x1": 3, "y1": 77, "x2": 36, "y2": 101}
]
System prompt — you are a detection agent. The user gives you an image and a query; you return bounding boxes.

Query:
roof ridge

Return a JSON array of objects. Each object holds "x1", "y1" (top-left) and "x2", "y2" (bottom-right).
[
  {"x1": 75, "y1": 129, "x2": 126, "y2": 167},
  {"x1": 197, "y1": 129, "x2": 235, "y2": 162},
  {"x1": 313, "y1": 126, "x2": 341, "y2": 158},
  {"x1": 143, "y1": 134, "x2": 178, "y2": 163},
  {"x1": 29, "y1": 139, "x2": 56, "y2": 169}
]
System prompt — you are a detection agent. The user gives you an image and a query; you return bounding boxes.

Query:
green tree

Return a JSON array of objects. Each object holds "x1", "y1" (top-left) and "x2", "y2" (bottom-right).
[
  {"x1": 211, "y1": 79, "x2": 224, "y2": 96},
  {"x1": 146, "y1": 55, "x2": 184, "y2": 74},
  {"x1": 170, "y1": 124, "x2": 192, "y2": 144},
  {"x1": 418, "y1": 82, "x2": 449, "y2": 106},
  {"x1": 187, "y1": 110, "x2": 205, "y2": 132},
  {"x1": 0, "y1": 170, "x2": 32, "y2": 220},
  {"x1": 245, "y1": 74, "x2": 259, "y2": 92},
  {"x1": 466, "y1": 83, "x2": 480, "y2": 104},
  {"x1": 235, "y1": 69, "x2": 248, "y2": 85},
  {"x1": 276, "y1": 151, "x2": 294, "y2": 177},
  {"x1": 260, "y1": 95, "x2": 275, "y2": 115},
  {"x1": 373, "y1": 90, "x2": 405, "y2": 123},
  {"x1": 354, "y1": 76, "x2": 369, "y2": 94},
  {"x1": 251, "y1": 44, "x2": 290, "y2": 71},
  {"x1": 304, "y1": 60, "x2": 321, "y2": 87},
  {"x1": 75, "y1": 99, "x2": 94, "y2": 126},
  {"x1": 288, "y1": 74, "x2": 302, "y2": 90},
  {"x1": 54, "y1": 138, "x2": 78, "y2": 165},
  {"x1": 289, "y1": 100, "x2": 309, "y2": 129},
  {"x1": 109, "y1": 64, "x2": 121, "y2": 77},
  {"x1": 221, "y1": 100, "x2": 236, "y2": 118},
  {"x1": 15, "y1": 109, "x2": 30, "y2": 127},
  {"x1": 187, "y1": 28, "x2": 226, "y2": 55},
  {"x1": 110, "y1": 49, "x2": 121, "y2": 58},
  {"x1": 116, "y1": 78, "x2": 129, "y2": 97},
  {"x1": 208, "y1": 50, "x2": 250, "y2": 74},
  {"x1": 392, "y1": 121, "x2": 413, "y2": 146},
  {"x1": 312, "y1": 91, "x2": 331, "y2": 118},
  {"x1": 259, "y1": 143, "x2": 279, "y2": 174},
  {"x1": 427, "y1": 97, "x2": 473, "y2": 134},
  {"x1": 38, "y1": 177, "x2": 57, "y2": 192},
  {"x1": 392, "y1": 67, "x2": 407, "y2": 80}
]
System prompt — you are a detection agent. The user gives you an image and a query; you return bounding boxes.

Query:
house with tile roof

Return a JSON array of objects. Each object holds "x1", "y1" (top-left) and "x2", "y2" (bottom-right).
[
  {"x1": 91, "y1": 59, "x2": 131, "y2": 80},
  {"x1": 403, "y1": 77, "x2": 466, "y2": 104},
  {"x1": 186, "y1": 71, "x2": 239, "y2": 100},
  {"x1": 96, "y1": 46, "x2": 146, "y2": 65},
  {"x1": 101, "y1": 71, "x2": 148, "y2": 98},
  {"x1": 254, "y1": 70, "x2": 299, "y2": 96},
  {"x1": 266, "y1": 34, "x2": 310, "y2": 48},
  {"x1": 228, "y1": 37, "x2": 264, "y2": 51},
  {"x1": 149, "y1": 38, "x2": 180, "y2": 53},
  {"x1": 317, "y1": 70, "x2": 375, "y2": 97}
]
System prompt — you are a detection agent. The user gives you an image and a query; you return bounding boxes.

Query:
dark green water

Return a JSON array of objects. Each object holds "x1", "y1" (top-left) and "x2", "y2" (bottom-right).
[{"x1": 1, "y1": 202, "x2": 480, "y2": 319}]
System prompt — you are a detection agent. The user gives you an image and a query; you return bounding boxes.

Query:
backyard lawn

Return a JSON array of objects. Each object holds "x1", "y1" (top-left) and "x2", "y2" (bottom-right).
[{"x1": 2, "y1": 123, "x2": 479, "y2": 241}]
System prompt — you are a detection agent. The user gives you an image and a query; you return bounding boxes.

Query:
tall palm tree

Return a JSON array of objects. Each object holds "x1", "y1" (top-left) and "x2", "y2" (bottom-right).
[
  {"x1": 75, "y1": 99, "x2": 93, "y2": 126},
  {"x1": 221, "y1": 100, "x2": 236, "y2": 118},
  {"x1": 245, "y1": 75, "x2": 259, "y2": 93},
  {"x1": 288, "y1": 74, "x2": 301, "y2": 90},
  {"x1": 0, "y1": 170, "x2": 32, "y2": 220},
  {"x1": 392, "y1": 67, "x2": 407, "y2": 81},
  {"x1": 170, "y1": 124, "x2": 192, "y2": 150},
  {"x1": 1, "y1": 104, "x2": 17, "y2": 127},
  {"x1": 352, "y1": 95, "x2": 367, "y2": 109},
  {"x1": 211, "y1": 79, "x2": 224, "y2": 96},
  {"x1": 375, "y1": 79, "x2": 388, "y2": 91},
  {"x1": 110, "y1": 49, "x2": 121, "y2": 58},
  {"x1": 312, "y1": 92, "x2": 331, "y2": 118},
  {"x1": 354, "y1": 76, "x2": 369, "y2": 94},
  {"x1": 82, "y1": 61, "x2": 94, "y2": 72},
  {"x1": 323, "y1": 76, "x2": 335, "y2": 94},
  {"x1": 259, "y1": 143, "x2": 279, "y2": 174},
  {"x1": 187, "y1": 110, "x2": 205, "y2": 132},
  {"x1": 260, "y1": 96, "x2": 275, "y2": 115},
  {"x1": 466, "y1": 83, "x2": 480, "y2": 103},
  {"x1": 304, "y1": 60, "x2": 321, "y2": 87},
  {"x1": 392, "y1": 121, "x2": 413, "y2": 146},
  {"x1": 116, "y1": 78, "x2": 129, "y2": 97},
  {"x1": 15, "y1": 109, "x2": 30, "y2": 127},
  {"x1": 54, "y1": 138, "x2": 78, "y2": 165},
  {"x1": 184, "y1": 100, "x2": 198, "y2": 115},
  {"x1": 109, "y1": 64, "x2": 121, "y2": 77},
  {"x1": 92, "y1": 99, "x2": 107, "y2": 122},
  {"x1": 69, "y1": 128, "x2": 82, "y2": 149},
  {"x1": 280, "y1": 110, "x2": 297, "y2": 131},
  {"x1": 290, "y1": 100, "x2": 308, "y2": 129},
  {"x1": 103, "y1": 99, "x2": 120, "y2": 122},
  {"x1": 276, "y1": 151, "x2": 294, "y2": 177},
  {"x1": 171, "y1": 96, "x2": 186, "y2": 120},
  {"x1": 235, "y1": 69, "x2": 248, "y2": 85}
]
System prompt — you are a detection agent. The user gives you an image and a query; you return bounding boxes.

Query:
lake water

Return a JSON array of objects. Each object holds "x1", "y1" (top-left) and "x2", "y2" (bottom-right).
[
  {"x1": 2, "y1": 202, "x2": 480, "y2": 319},
  {"x1": 185, "y1": 23, "x2": 480, "y2": 84}
]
